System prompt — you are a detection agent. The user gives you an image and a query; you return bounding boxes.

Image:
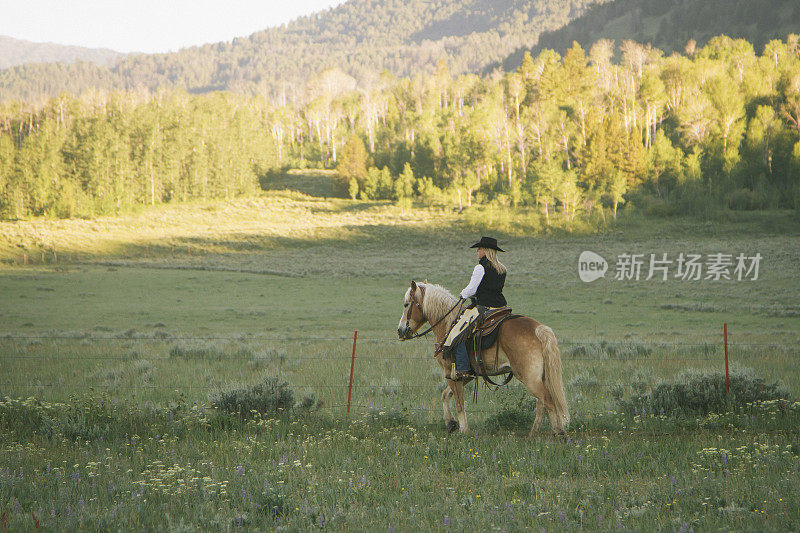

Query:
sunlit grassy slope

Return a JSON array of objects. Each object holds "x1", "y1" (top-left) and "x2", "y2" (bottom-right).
[{"x1": 1, "y1": 191, "x2": 798, "y2": 343}]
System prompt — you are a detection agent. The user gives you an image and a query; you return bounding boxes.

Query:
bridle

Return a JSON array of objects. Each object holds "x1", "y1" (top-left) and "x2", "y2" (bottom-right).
[{"x1": 401, "y1": 292, "x2": 463, "y2": 341}]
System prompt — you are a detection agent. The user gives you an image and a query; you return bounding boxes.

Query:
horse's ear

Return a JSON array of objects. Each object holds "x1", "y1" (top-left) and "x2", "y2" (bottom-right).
[
  {"x1": 424, "y1": 278, "x2": 428, "y2": 284},
  {"x1": 410, "y1": 280, "x2": 417, "y2": 291}
]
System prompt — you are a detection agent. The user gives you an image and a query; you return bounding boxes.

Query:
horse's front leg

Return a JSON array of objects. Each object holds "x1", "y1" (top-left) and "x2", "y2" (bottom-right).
[
  {"x1": 441, "y1": 385, "x2": 457, "y2": 433},
  {"x1": 435, "y1": 354, "x2": 459, "y2": 433},
  {"x1": 447, "y1": 378, "x2": 469, "y2": 434}
]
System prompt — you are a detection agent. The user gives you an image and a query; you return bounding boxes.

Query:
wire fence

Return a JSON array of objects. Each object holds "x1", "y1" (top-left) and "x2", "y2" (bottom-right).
[
  {"x1": 2, "y1": 331, "x2": 797, "y2": 413},
  {"x1": 0, "y1": 333, "x2": 790, "y2": 346}
]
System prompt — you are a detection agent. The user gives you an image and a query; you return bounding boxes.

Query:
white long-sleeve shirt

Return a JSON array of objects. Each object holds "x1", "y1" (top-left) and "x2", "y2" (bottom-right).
[{"x1": 460, "y1": 264, "x2": 485, "y2": 299}]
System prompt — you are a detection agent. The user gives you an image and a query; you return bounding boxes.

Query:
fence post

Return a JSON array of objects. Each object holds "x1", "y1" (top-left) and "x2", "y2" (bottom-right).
[
  {"x1": 723, "y1": 322, "x2": 729, "y2": 395},
  {"x1": 347, "y1": 331, "x2": 358, "y2": 414}
]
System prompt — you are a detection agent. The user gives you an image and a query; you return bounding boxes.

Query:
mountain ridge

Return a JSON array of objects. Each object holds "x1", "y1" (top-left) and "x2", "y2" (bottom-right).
[
  {"x1": 2, "y1": 0, "x2": 799, "y2": 103},
  {"x1": 0, "y1": 35, "x2": 124, "y2": 70},
  {"x1": 0, "y1": 0, "x2": 606, "y2": 101}
]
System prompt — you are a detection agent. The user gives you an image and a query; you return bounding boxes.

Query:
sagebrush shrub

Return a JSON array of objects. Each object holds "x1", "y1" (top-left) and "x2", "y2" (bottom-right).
[
  {"x1": 615, "y1": 366, "x2": 788, "y2": 416},
  {"x1": 210, "y1": 375, "x2": 320, "y2": 418}
]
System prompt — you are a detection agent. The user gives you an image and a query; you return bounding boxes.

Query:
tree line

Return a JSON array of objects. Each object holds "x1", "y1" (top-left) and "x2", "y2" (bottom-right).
[{"x1": 1, "y1": 35, "x2": 799, "y2": 221}]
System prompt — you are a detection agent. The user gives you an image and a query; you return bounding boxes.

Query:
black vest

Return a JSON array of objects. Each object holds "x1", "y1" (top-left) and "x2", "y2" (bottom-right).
[{"x1": 475, "y1": 256, "x2": 507, "y2": 308}]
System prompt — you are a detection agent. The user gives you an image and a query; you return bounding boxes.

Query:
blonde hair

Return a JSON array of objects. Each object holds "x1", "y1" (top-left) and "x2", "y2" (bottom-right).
[{"x1": 481, "y1": 247, "x2": 507, "y2": 274}]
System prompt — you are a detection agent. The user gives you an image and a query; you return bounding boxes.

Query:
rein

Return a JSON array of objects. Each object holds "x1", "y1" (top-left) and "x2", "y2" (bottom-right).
[{"x1": 402, "y1": 297, "x2": 464, "y2": 340}]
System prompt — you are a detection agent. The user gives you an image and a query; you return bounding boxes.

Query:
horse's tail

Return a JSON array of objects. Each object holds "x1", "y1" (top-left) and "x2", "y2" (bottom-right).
[{"x1": 534, "y1": 324, "x2": 570, "y2": 430}]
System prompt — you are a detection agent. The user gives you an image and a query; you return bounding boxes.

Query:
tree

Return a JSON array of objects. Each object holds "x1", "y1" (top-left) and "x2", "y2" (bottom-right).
[
  {"x1": 337, "y1": 135, "x2": 369, "y2": 190},
  {"x1": 608, "y1": 170, "x2": 627, "y2": 218},
  {"x1": 394, "y1": 162, "x2": 415, "y2": 204}
]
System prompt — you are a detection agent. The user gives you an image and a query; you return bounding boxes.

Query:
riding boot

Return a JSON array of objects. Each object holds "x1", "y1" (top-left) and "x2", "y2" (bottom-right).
[{"x1": 450, "y1": 342, "x2": 472, "y2": 380}]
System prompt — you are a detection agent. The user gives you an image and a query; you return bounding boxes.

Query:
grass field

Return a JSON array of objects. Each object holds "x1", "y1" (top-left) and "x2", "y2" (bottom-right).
[{"x1": 1, "y1": 192, "x2": 799, "y2": 530}]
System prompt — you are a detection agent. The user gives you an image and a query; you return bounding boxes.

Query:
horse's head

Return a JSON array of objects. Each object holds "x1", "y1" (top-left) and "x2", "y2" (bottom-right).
[{"x1": 397, "y1": 280, "x2": 427, "y2": 340}]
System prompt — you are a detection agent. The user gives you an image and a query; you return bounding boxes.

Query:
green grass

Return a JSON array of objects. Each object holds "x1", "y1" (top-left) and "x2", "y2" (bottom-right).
[{"x1": 0, "y1": 196, "x2": 799, "y2": 530}]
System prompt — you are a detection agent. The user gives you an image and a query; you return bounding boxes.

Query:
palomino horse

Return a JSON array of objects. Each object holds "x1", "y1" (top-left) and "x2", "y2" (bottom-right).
[{"x1": 397, "y1": 280, "x2": 569, "y2": 436}]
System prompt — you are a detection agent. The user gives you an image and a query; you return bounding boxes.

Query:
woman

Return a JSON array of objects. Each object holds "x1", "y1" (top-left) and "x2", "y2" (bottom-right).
[{"x1": 444, "y1": 236, "x2": 508, "y2": 380}]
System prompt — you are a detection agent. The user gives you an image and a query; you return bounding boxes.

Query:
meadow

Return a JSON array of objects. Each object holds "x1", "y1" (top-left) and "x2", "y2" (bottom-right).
[{"x1": 1, "y1": 189, "x2": 799, "y2": 530}]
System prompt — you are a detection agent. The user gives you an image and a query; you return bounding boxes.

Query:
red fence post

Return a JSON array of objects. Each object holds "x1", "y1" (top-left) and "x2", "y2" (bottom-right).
[
  {"x1": 723, "y1": 322, "x2": 729, "y2": 395},
  {"x1": 347, "y1": 331, "x2": 358, "y2": 414}
]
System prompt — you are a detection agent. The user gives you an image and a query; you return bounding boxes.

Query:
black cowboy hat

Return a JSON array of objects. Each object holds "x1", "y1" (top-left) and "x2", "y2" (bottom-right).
[{"x1": 470, "y1": 236, "x2": 505, "y2": 252}]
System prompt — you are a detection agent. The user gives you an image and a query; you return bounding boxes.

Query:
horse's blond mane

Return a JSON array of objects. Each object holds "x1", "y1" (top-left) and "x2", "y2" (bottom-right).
[{"x1": 418, "y1": 283, "x2": 460, "y2": 326}]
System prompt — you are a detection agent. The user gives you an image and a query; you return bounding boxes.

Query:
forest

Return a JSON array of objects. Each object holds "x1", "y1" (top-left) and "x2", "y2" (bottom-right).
[
  {"x1": 0, "y1": 35, "x2": 799, "y2": 222},
  {"x1": 502, "y1": 0, "x2": 800, "y2": 68}
]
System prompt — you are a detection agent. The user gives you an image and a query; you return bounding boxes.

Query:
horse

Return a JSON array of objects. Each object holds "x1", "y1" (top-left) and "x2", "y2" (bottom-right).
[{"x1": 397, "y1": 280, "x2": 569, "y2": 436}]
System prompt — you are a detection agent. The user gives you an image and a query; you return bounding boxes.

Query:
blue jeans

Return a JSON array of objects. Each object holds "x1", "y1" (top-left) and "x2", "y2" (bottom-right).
[{"x1": 454, "y1": 341, "x2": 470, "y2": 372}]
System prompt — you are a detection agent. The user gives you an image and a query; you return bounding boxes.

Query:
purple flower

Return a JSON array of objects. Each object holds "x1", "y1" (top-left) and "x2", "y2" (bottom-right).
[
  {"x1": 237, "y1": 466, "x2": 244, "y2": 476},
  {"x1": 444, "y1": 515, "x2": 450, "y2": 525},
  {"x1": 558, "y1": 510, "x2": 566, "y2": 523},
  {"x1": 236, "y1": 515, "x2": 242, "y2": 526},
  {"x1": 108, "y1": 481, "x2": 115, "y2": 492}
]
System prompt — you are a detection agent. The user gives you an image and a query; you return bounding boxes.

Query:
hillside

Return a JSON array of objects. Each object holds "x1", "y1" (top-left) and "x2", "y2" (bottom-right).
[
  {"x1": 502, "y1": 0, "x2": 800, "y2": 69},
  {"x1": 0, "y1": 0, "x2": 606, "y2": 101},
  {"x1": 0, "y1": 35, "x2": 123, "y2": 69}
]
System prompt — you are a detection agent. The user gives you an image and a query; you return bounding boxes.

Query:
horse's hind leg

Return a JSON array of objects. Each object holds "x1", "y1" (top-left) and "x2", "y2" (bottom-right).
[
  {"x1": 441, "y1": 385, "x2": 457, "y2": 433},
  {"x1": 532, "y1": 398, "x2": 547, "y2": 433},
  {"x1": 518, "y1": 374, "x2": 556, "y2": 438}
]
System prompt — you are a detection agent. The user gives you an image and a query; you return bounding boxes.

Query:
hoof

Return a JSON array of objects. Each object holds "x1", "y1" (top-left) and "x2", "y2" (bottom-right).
[{"x1": 447, "y1": 420, "x2": 458, "y2": 433}]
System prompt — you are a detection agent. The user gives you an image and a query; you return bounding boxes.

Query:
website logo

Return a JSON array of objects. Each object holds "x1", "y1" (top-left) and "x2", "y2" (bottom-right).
[{"x1": 578, "y1": 251, "x2": 608, "y2": 282}]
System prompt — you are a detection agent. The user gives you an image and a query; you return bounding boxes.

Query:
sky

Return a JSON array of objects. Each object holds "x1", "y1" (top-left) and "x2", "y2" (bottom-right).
[{"x1": 0, "y1": 0, "x2": 349, "y2": 53}]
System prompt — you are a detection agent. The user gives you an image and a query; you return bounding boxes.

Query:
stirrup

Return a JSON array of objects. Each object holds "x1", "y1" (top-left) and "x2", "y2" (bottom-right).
[{"x1": 449, "y1": 363, "x2": 473, "y2": 381}]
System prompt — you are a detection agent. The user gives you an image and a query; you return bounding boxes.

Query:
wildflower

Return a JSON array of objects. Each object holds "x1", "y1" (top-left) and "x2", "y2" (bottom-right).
[
  {"x1": 444, "y1": 515, "x2": 450, "y2": 525},
  {"x1": 558, "y1": 510, "x2": 566, "y2": 523}
]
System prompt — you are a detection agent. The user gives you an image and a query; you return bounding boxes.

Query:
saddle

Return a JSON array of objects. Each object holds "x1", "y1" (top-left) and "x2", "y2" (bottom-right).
[
  {"x1": 466, "y1": 306, "x2": 522, "y2": 388},
  {"x1": 471, "y1": 306, "x2": 514, "y2": 350},
  {"x1": 446, "y1": 306, "x2": 520, "y2": 357}
]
